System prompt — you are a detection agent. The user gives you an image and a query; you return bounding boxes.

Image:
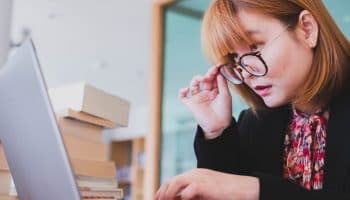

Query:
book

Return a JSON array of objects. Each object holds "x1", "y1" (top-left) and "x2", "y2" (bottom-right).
[
  {"x1": 77, "y1": 176, "x2": 123, "y2": 199},
  {"x1": 82, "y1": 198, "x2": 118, "y2": 200},
  {"x1": 8, "y1": 179, "x2": 16, "y2": 196},
  {"x1": 0, "y1": 145, "x2": 9, "y2": 171},
  {"x1": 0, "y1": 147, "x2": 113, "y2": 179},
  {"x1": 71, "y1": 159, "x2": 116, "y2": 179},
  {"x1": 57, "y1": 117, "x2": 104, "y2": 143},
  {"x1": 0, "y1": 170, "x2": 12, "y2": 195},
  {"x1": 0, "y1": 195, "x2": 17, "y2": 200},
  {"x1": 80, "y1": 188, "x2": 123, "y2": 199},
  {"x1": 58, "y1": 108, "x2": 116, "y2": 128},
  {"x1": 62, "y1": 134, "x2": 107, "y2": 161},
  {"x1": 49, "y1": 82, "x2": 130, "y2": 126},
  {"x1": 76, "y1": 176, "x2": 118, "y2": 189},
  {"x1": 82, "y1": 198, "x2": 117, "y2": 200},
  {"x1": 1, "y1": 177, "x2": 123, "y2": 199}
]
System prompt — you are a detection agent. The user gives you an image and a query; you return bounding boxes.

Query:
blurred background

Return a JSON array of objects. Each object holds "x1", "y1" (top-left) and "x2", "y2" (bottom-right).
[{"x1": 2, "y1": 0, "x2": 350, "y2": 199}]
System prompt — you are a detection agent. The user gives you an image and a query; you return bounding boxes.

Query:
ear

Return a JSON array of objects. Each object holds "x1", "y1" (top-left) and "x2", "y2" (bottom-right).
[{"x1": 296, "y1": 10, "x2": 319, "y2": 48}]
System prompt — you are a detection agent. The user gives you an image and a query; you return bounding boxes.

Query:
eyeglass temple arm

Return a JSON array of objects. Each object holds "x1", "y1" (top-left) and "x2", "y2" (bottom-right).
[{"x1": 259, "y1": 24, "x2": 291, "y2": 53}]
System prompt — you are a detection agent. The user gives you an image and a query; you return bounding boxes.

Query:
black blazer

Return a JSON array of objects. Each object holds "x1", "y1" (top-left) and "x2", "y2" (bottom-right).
[{"x1": 194, "y1": 86, "x2": 350, "y2": 200}]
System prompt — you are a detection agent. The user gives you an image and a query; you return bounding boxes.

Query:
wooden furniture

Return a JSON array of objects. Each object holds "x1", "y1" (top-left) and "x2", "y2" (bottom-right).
[
  {"x1": 145, "y1": 1, "x2": 174, "y2": 200},
  {"x1": 110, "y1": 137, "x2": 145, "y2": 200}
]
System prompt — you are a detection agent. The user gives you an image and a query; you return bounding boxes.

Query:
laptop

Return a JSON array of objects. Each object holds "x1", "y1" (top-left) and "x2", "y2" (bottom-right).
[{"x1": 0, "y1": 39, "x2": 81, "y2": 200}]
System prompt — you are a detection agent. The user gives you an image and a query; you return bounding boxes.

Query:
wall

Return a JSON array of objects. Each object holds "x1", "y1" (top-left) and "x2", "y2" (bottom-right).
[{"x1": 12, "y1": 0, "x2": 152, "y2": 107}]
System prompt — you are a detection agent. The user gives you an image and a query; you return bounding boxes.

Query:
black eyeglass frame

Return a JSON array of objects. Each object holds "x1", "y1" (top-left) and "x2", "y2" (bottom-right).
[
  {"x1": 218, "y1": 51, "x2": 269, "y2": 85},
  {"x1": 218, "y1": 24, "x2": 292, "y2": 84}
]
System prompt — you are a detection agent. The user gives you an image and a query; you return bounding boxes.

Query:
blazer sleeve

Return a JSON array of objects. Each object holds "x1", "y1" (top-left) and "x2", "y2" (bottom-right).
[
  {"x1": 194, "y1": 109, "x2": 252, "y2": 175},
  {"x1": 255, "y1": 172, "x2": 350, "y2": 200}
]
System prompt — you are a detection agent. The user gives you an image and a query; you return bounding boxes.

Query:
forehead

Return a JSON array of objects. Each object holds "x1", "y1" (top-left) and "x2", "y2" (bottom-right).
[
  {"x1": 202, "y1": 5, "x2": 287, "y2": 64},
  {"x1": 237, "y1": 9, "x2": 285, "y2": 36}
]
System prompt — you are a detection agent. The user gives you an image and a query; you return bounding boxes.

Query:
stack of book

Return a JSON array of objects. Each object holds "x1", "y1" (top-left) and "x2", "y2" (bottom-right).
[
  {"x1": 50, "y1": 82, "x2": 130, "y2": 199},
  {"x1": 0, "y1": 144, "x2": 16, "y2": 199},
  {"x1": 0, "y1": 82, "x2": 130, "y2": 199}
]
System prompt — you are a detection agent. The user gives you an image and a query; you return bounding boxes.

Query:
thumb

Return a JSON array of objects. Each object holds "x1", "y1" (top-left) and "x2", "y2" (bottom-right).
[{"x1": 217, "y1": 74, "x2": 229, "y2": 95}]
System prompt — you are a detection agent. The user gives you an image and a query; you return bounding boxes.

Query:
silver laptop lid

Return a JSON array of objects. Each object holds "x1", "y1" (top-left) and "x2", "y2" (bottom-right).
[{"x1": 0, "y1": 39, "x2": 80, "y2": 200}]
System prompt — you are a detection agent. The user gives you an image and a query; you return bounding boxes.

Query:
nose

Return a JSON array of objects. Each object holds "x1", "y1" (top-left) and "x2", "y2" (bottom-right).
[{"x1": 240, "y1": 67, "x2": 254, "y2": 80}]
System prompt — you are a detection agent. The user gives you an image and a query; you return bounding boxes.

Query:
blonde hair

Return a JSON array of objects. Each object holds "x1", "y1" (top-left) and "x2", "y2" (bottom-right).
[{"x1": 202, "y1": 0, "x2": 350, "y2": 111}]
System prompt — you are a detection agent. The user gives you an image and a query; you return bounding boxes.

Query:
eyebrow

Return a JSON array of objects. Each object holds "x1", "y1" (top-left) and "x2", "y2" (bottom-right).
[
  {"x1": 230, "y1": 30, "x2": 261, "y2": 55},
  {"x1": 246, "y1": 29, "x2": 261, "y2": 35}
]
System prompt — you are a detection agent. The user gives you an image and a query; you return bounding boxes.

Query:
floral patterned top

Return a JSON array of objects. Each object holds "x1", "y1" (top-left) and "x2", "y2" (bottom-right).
[{"x1": 283, "y1": 108, "x2": 329, "y2": 190}]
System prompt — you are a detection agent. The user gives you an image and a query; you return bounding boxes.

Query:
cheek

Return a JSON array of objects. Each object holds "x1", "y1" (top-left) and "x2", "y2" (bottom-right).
[
  {"x1": 265, "y1": 38, "x2": 312, "y2": 84},
  {"x1": 263, "y1": 34, "x2": 299, "y2": 78},
  {"x1": 264, "y1": 48, "x2": 292, "y2": 81}
]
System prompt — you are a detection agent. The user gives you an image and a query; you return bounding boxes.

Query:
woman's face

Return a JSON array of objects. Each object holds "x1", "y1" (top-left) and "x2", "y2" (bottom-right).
[{"x1": 234, "y1": 10, "x2": 315, "y2": 108}]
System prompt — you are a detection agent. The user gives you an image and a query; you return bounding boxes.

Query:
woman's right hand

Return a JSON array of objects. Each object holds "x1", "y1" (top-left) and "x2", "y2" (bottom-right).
[{"x1": 178, "y1": 66, "x2": 233, "y2": 139}]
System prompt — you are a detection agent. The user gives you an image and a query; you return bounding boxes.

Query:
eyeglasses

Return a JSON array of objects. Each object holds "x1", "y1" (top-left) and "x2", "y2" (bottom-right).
[{"x1": 219, "y1": 25, "x2": 290, "y2": 85}]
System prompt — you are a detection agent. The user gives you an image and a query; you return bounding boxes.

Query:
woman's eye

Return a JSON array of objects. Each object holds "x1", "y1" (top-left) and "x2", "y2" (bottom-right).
[{"x1": 249, "y1": 44, "x2": 258, "y2": 51}]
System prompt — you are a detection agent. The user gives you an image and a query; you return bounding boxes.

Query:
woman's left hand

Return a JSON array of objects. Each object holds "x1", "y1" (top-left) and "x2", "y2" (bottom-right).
[{"x1": 155, "y1": 168, "x2": 260, "y2": 200}]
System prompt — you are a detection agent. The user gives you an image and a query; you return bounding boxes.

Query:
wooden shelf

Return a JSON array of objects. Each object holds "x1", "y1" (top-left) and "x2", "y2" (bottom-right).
[
  {"x1": 118, "y1": 180, "x2": 131, "y2": 185},
  {"x1": 110, "y1": 137, "x2": 145, "y2": 200}
]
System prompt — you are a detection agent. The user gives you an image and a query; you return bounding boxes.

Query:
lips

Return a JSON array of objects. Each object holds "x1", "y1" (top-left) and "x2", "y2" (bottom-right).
[
  {"x1": 254, "y1": 85, "x2": 271, "y2": 90},
  {"x1": 253, "y1": 85, "x2": 272, "y2": 97}
]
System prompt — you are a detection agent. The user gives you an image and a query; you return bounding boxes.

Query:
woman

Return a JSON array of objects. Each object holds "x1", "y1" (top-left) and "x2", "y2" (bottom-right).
[{"x1": 156, "y1": 0, "x2": 350, "y2": 200}]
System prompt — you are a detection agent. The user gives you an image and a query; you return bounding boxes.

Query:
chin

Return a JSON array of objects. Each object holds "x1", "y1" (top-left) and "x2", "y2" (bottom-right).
[{"x1": 262, "y1": 94, "x2": 289, "y2": 108}]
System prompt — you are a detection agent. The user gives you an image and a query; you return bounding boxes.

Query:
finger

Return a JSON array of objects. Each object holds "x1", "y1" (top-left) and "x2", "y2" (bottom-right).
[
  {"x1": 217, "y1": 74, "x2": 230, "y2": 95},
  {"x1": 158, "y1": 181, "x2": 170, "y2": 200},
  {"x1": 209, "y1": 88, "x2": 219, "y2": 101},
  {"x1": 202, "y1": 66, "x2": 220, "y2": 90},
  {"x1": 178, "y1": 87, "x2": 190, "y2": 98},
  {"x1": 180, "y1": 183, "x2": 201, "y2": 200},
  {"x1": 178, "y1": 87, "x2": 191, "y2": 107},
  {"x1": 191, "y1": 88, "x2": 200, "y2": 96},
  {"x1": 190, "y1": 75, "x2": 204, "y2": 90},
  {"x1": 189, "y1": 75, "x2": 204, "y2": 96},
  {"x1": 202, "y1": 76, "x2": 216, "y2": 90},
  {"x1": 201, "y1": 68, "x2": 218, "y2": 85},
  {"x1": 202, "y1": 82, "x2": 212, "y2": 90},
  {"x1": 202, "y1": 75, "x2": 218, "y2": 91},
  {"x1": 164, "y1": 176, "x2": 189, "y2": 200},
  {"x1": 206, "y1": 66, "x2": 219, "y2": 77},
  {"x1": 155, "y1": 188, "x2": 160, "y2": 200},
  {"x1": 213, "y1": 78, "x2": 218, "y2": 89}
]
